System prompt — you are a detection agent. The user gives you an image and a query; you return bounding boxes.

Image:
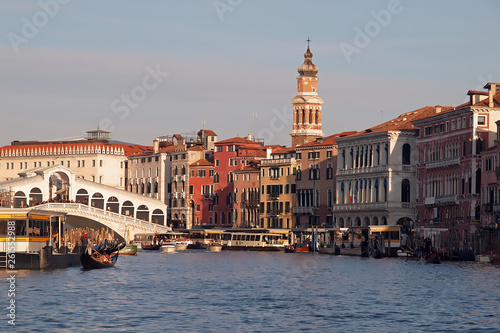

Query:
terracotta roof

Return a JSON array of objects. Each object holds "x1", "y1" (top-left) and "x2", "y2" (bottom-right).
[
  {"x1": 297, "y1": 131, "x2": 357, "y2": 148},
  {"x1": 199, "y1": 129, "x2": 217, "y2": 136},
  {"x1": 272, "y1": 147, "x2": 296, "y2": 154},
  {"x1": 238, "y1": 149, "x2": 267, "y2": 158},
  {"x1": 158, "y1": 145, "x2": 177, "y2": 154},
  {"x1": 215, "y1": 137, "x2": 263, "y2": 145},
  {"x1": 0, "y1": 142, "x2": 152, "y2": 157},
  {"x1": 467, "y1": 90, "x2": 488, "y2": 96},
  {"x1": 472, "y1": 90, "x2": 500, "y2": 108},
  {"x1": 342, "y1": 106, "x2": 454, "y2": 138},
  {"x1": 187, "y1": 145, "x2": 205, "y2": 151},
  {"x1": 189, "y1": 159, "x2": 214, "y2": 167},
  {"x1": 235, "y1": 165, "x2": 260, "y2": 173}
]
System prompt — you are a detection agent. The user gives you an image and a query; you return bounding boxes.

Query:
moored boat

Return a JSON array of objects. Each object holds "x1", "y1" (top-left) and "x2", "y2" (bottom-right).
[
  {"x1": 141, "y1": 243, "x2": 161, "y2": 251},
  {"x1": 175, "y1": 240, "x2": 190, "y2": 251},
  {"x1": 295, "y1": 243, "x2": 310, "y2": 253},
  {"x1": 161, "y1": 241, "x2": 176, "y2": 253},
  {"x1": 207, "y1": 242, "x2": 222, "y2": 252},
  {"x1": 371, "y1": 249, "x2": 382, "y2": 259},
  {"x1": 119, "y1": 244, "x2": 138, "y2": 256},
  {"x1": 424, "y1": 252, "x2": 441, "y2": 264}
]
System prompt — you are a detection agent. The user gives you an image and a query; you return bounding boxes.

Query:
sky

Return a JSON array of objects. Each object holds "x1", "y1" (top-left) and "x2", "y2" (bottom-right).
[{"x1": 1, "y1": 0, "x2": 499, "y2": 147}]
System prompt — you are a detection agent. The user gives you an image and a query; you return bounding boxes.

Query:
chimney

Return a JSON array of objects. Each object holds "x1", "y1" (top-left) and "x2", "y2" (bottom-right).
[
  {"x1": 435, "y1": 105, "x2": 442, "y2": 113},
  {"x1": 484, "y1": 82, "x2": 499, "y2": 108},
  {"x1": 266, "y1": 148, "x2": 272, "y2": 159},
  {"x1": 247, "y1": 134, "x2": 252, "y2": 141},
  {"x1": 153, "y1": 139, "x2": 159, "y2": 153}
]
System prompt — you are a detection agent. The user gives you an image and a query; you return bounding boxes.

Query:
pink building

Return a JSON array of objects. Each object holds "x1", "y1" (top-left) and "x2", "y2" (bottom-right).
[{"x1": 413, "y1": 83, "x2": 500, "y2": 251}]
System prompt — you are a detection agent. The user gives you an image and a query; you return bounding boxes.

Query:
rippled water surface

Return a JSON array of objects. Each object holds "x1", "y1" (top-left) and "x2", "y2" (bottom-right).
[{"x1": 2, "y1": 251, "x2": 500, "y2": 332}]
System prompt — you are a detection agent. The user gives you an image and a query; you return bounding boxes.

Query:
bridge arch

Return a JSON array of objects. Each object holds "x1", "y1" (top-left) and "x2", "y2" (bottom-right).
[
  {"x1": 91, "y1": 192, "x2": 104, "y2": 209},
  {"x1": 137, "y1": 204, "x2": 149, "y2": 221},
  {"x1": 14, "y1": 191, "x2": 27, "y2": 208},
  {"x1": 30, "y1": 187, "x2": 43, "y2": 205},
  {"x1": 76, "y1": 189, "x2": 89, "y2": 205},
  {"x1": 151, "y1": 209, "x2": 165, "y2": 225},
  {"x1": 106, "y1": 196, "x2": 119, "y2": 213},
  {"x1": 121, "y1": 200, "x2": 134, "y2": 216}
]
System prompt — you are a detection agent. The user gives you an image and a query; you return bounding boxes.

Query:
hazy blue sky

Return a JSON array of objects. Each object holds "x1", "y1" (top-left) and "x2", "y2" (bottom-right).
[{"x1": 1, "y1": 0, "x2": 499, "y2": 147}]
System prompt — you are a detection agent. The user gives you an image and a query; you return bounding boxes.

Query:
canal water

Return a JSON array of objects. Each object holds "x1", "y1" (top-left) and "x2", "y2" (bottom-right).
[{"x1": 2, "y1": 251, "x2": 500, "y2": 332}]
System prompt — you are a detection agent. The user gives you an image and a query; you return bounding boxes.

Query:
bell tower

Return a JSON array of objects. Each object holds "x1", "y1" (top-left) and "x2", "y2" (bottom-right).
[{"x1": 290, "y1": 40, "x2": 324, "y2": 148}]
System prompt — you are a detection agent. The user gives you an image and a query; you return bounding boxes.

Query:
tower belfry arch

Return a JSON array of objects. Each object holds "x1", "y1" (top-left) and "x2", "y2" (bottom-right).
[{"x1": 290, "y1": 41, "x2": 324, "y2": 148}]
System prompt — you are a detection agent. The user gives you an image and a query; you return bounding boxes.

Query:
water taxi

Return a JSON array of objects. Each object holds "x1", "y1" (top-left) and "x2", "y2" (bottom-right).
[
  {"x1": 221, "y1": 229, "x2": 289, "y2": 251},
  {"x1": 161, "y1": 241, "x2": 176, "y2": 253}
]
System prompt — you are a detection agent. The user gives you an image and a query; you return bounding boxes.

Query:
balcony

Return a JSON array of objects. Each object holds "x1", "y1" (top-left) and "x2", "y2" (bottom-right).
[
  {"x1": 425, "y1": 156, "x2": 460, "y2": 169},
  {"x1": 267, "y1": 209, "x2": 283, "y2": 216},
  {"x1": 242, "y1": 199, "x2": 260, "y2": 206},
  {"x1": 204, "y1": 194, "x2": 214, "y2": 200},
  {"x1": 331, "y1": 202, "x2": 388, "y2": 213},
  {"x1": 336, "y1": 165, "x2": 388, "y2": 176},
  {"x1": 268, "y1": 193, "x2": 280, "y2": 200},
  {"x1": 483, "y1": 203, "x2": 493, "y2": 213},
  {"x1": 269, "y1": 175, "x2": 280, "y2": 180},
  {"x1": 293, "y1": 206, "x2": 315, "y2": 214},
  {"x1": 424, "y1": 195, "x2": 458, "y2": 206},
  {"x1": 261, "y1": 158, "x2": 296, "y2": 167}
]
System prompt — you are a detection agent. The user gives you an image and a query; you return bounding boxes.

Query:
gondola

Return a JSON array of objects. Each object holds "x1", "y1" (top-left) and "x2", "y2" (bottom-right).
[
  {"x1": 141, "y1": 243, "x2": 161, "y2": 250},
  {"x1": 80, "y1": 241, "x2": 125, "y2": 269},
  {"x1": 371, "y1": 249, "x2": 382, "y2": 259},
  {"x1": 424, "y1": 252, "x2": 441, "y2": 264}
]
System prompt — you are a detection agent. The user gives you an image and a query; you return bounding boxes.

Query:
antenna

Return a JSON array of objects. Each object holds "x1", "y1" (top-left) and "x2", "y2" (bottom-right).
[
  {"x1": 201, "y1": 120, "x2": 206, "y2": 129},
  {"x1": 252, "y1": 112, "x2": 257, "y2": 138},
  {"x1": 380, "y1": 110, "x2": 383, "y2": 123}
]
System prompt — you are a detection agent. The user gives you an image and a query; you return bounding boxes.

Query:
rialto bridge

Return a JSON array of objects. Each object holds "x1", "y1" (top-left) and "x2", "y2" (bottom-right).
[{"x1": 0, "y1": 165, "x2": 170, "y2": 242}]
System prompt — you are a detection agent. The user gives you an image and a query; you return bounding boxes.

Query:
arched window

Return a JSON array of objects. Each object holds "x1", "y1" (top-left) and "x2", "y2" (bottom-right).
[
  {"x1": 401, "y1": 179, "x2": 410, "y2": 202},
  {"x1": 402, "y1": 143, "x2": 411, "y2": 165}
]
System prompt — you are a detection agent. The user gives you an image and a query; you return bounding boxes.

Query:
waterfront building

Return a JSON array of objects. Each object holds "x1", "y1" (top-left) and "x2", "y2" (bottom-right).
[
  {"x1": 127, "y1": 136, "x2": 177, "y2": 202},
  {"x1": 168, "y1": 130, "x2": 217, "y2": 229},
  {"x1": 294, "y1": 133, "x2": 354, "y2": 228},
  {"x1": 290, "y1": 45, "x2": 324, "y2": 148},
  {"x1": 212, "y1": 136, "x2": 264, "y2": 227},
  {"x1": 188, "y1": 158, "x2": 215, "y2": 227},
  {"x1": 413, "y1": 83, "x2": 500, "y2": 251},
  {"x1": 0, "y1": 129, "x2": 152, "y2": 202},
  {"x1": 333, "y1": 106, "x2": 443, "y2": 230},
  {"x1": 233, "y1": 161, "x2": 261, "y2": 228},
  {"x1": 259, "y1": 147, "x2": 297, "y2": 228}
]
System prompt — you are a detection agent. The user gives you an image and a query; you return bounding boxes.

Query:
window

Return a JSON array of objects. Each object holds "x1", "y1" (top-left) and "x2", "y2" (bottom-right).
[
  {"x1": 296, "y1": 153, "x2": 302, "y2": 159},
  {"x1": 327, "y1": 150, "x2": 333, "y2": 158},
  {"x1": 446, "y1": 121, "x2": 449, "y2": 132},
  {"x1": 92, "y1": 160, "x2": 96, "y2": 167},
  {"x1": 215, "y1": 160, "x2": 219, "y2": 167},
  {"x1": 100, "y1": 160, "x2": 103, "y2": 167},
  {"x1": 451, "y1": 120, "x2": 455, "y2": 130},
  {"x1": 477, "y1": 115, "x2": 486, "y2": 126},
  {"x1": 189, "y1": 185, "x2": 194, "y2": 194},
  {"x1": 401, "y1": 179, "x2": 410, "y2": 202},
  {"x1": 402, "y1": 143, "x2": 411, "y2": 165},
  {"x1": 216, "y1": 146, "x2": 223, "y2": 152},
  {"x1": 457, "y1": 118, "x2": 461, "y2": 129}
]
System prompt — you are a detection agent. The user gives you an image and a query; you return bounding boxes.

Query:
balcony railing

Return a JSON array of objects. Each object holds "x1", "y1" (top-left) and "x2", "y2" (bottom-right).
[
  {"x1": 242, "y1": 199, "x2": 260, "y2": 206},
  {"x1": 261, "y1": 158, "x2": 296, "y2": 166},
  {"x1": 267, "y1": 209, "x2": 283, "y2": 216},
  {"x1": 336, "y1": 165, "x2": 388, "y2": 176},
  {"x1": 331, "y1": 202, "x2": 388, "y2": 212},
  {"x1": 424, "y1": 195, "x2": 458, "y2": 206},
  {"x1": 269, "y1": 175, "x2": 280, "y2": 180},
  {"x1": 204, "y1": 194, "x2": 214, "y2": 200},
  {"x1": 425, "y1": 156, "x2": 460, "y2": 169},
  {"x1": 268, "y1": 193, "x2": 280, "y2": 200}
]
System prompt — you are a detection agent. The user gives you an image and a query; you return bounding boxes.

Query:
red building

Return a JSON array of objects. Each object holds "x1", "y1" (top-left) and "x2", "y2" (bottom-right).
[
  {"x1": 212, "y1": 136, "x2": 264, "y2": 227},
  {"x1": 414, "y1": 83, "x2": 500, "y2": 251},
  {"x1": 188, "y1": 159, "x2": 214, "y2": 226}
]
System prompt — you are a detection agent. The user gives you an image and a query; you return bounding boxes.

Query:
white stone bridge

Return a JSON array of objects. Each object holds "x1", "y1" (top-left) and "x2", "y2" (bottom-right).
[
  {"x1": 31, "y1": 203, "x2": 170, "y2": 242},
  {"x1": 0, "y1": 165, "x2": 170, "y2": 242}
]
